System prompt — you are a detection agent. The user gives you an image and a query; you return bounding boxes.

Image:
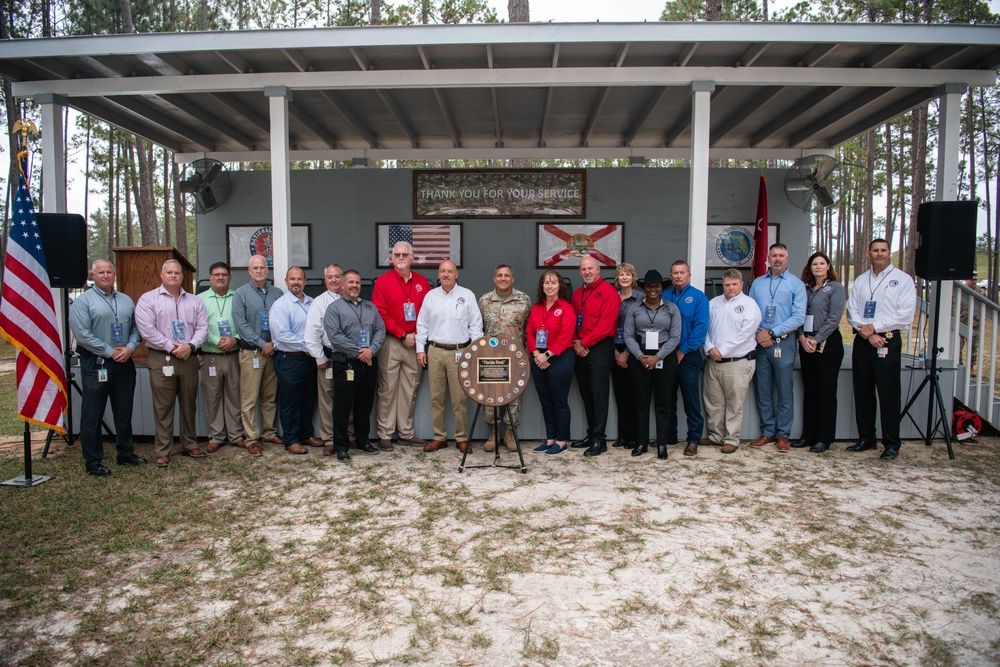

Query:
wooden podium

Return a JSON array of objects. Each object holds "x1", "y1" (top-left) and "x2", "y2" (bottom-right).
[{"x1": 113, "y1": 246, "x2": 196, "y2": 364}]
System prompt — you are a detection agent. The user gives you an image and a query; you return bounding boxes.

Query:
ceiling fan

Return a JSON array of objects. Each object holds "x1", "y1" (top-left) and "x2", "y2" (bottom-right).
[
  {"x1": 784, "y1": 154, "x2": 840, "y2": 212},
  {"x1": 179, "y1": 158, "x2": 231, "y2": 214}
]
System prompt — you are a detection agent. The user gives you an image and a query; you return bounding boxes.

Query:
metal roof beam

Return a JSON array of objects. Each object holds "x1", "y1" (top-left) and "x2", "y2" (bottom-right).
[
  {"x1": 826, "y1": 85, "x2": 960, "y2": 147},
  {"x1": 210, "y1": 92, "x2": 270, "y2": 133},
  {"x1": 487, "y1": 44, "x2": 502, "y2": 148},
  {"x1": 915, "y1": 45, "x2": 972, "y2": 69},
  {"x1": 71, "y1": 97, "x2": 184, "y2": 152},
  {"x1": 377, "y1": 90, "x2": 418, "y2": 148},
  {"x1": 14, "y1": 66, "x2": 996, "y2": 98},
  {"x1": 317, "y1": 90, "x2": 377, "y2": 148},
  {"x1": 737, "y1": 42, "x2": 769, "y2": 67},
  {"x1": 282, "y1": 48, "x2": 312, "y2": 73},
  {"x1": 418, "y1": 45, "x2": 460, "y2": 148},
  {"x1": 711, "y1": 85, "x2": 783, "y2": 145},
  {"x1": 134, "y1": 52, "x2": 185, "y2": 76},
  {"x1": 675, "y1": 42, "x2": 699, "y2": 67},
  {"x1": 538, "y1": 43, "x2": 560, "y2": 149},
  {"x1": 800, "y1": 43, "x2": 838, "y2": 67},
  {"x1": 217, "y1": 50, "x2": 252, "y2": 74},
  {"x1": 663, "y1": 84, "x2": 726, "y2": 147},
  {"x1": 860, "y1": 44, "x2": 905, "y2": 68},
  {"x1": 623, "y1": 87, "x2": 669, "y2": 147},
  {"x1": 288, "y1": 101, "x2": 337, "y2": 148},
  {"x1": 157, "y1": 94, "x2": 256, "y2": 149},
  {"x1": 973, "y1": 48, "x2": 1000, "y2": 70},
  {"x1": 22, "y1": 57, "x2": 75, "y2": 80},
  {"x1": 789, "y1": 87, "x2": 894, "y2": 146},
  {"x1": 77, "y1": 55, "x2": 131, "y2": 78},
  {"x1": 750, "y1": 87, "x2": 840, "y2": 147},
  {"x1": 580, "y1": 43, "x2": 629, "y2": 148},
  {"x1": 104, "y1": 95, "x2": 215, "y2": 150}
]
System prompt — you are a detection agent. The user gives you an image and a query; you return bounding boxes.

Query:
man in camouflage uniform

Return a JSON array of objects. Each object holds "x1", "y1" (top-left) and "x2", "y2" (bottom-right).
[{"x1": 478, "y1": 264, "x2": 532, "y2": 452}]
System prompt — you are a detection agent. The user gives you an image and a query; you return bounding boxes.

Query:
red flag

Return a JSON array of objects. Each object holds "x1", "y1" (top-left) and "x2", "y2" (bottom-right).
[
  {"x1": 753, "y1": 173, "x2": 768, "y2": 278},
  {"x1": 0, "y1": 151, "x2": 68, "y2": 433}
]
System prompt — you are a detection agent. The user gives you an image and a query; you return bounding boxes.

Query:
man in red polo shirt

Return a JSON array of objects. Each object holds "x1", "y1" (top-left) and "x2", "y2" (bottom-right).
[
  {"x1": 372, "y1": 241, "x2": 431, "y2": 449},
  {"x1": 570, "y1": 256, "x2": 620, "y2": 457}
]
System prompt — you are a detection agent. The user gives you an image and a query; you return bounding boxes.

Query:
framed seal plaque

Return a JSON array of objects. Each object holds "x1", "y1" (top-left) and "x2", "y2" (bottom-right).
[{"x1": 465, "y1": 336, "x2": 530, "y2": 406}]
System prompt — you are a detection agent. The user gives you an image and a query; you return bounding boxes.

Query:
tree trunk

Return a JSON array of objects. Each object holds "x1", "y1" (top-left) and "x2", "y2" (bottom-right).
[
  {"x1": 131, "y1": 138, "x2": 157, "y2": 245},
  {"x1": 509, "y1": 0, "x2": 529, "y2": 22},
  {"x1": 201, "y1": 0, "x2": 208, "y2": 30},
  {"x1": 862, "y1": 129, "x2": 875, "y2": 252},
  {"x1": 371, "y1": 0, "x2": 381, "y2": 25},
  {"x1": 897, "y1": 120, "x2": 908, "y2": 269},
  {"x1": 163, "y1": 150, "x2": 171, "y2": 246},
  {"x1": 172, "y1": 161, "x2": 188, "y2": 257},
  {"x1": 121, "y1": 0, "x2": 134, "y2": 32},
  {"x1": 884, "y1": 123, "x2": 894, "y2": 249},
  {"x1": 904, "y1": 106, "x2": 928, "y2": 278},
  {"x1": 124, "y1": 140, "x2": 134, "y2": 246},
  {"x1": 705, "y1": 0, "x2": 721, "y2": 21},
  {"x1": 979, "y1": 88, "x2": 994, "y2": 294}
]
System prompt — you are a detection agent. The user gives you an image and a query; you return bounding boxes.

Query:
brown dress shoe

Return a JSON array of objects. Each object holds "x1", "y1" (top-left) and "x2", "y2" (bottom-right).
[
  {"x1": 699, "y1": 438, "x2": 721, "y2": 447},
  {"x1": 246, "y1": 441, "x2": 263, "y2": 457},
  {"x1": 456, "y1": 441, "x2": 470, "y2": 453},
  {"x1": 400, "y1": 436, "x2": 427, "y2": 447},
  {"x1": 323, "y1": 444, "x2": 334, "y2": 456},
  {"x1": 720, "y1": 443, "x2": 738, "y2": 454},
  {"x1": 683, "y1": 443, "x2": 698, "y2": 456},
  {"x1": 155, "y1": 455, "x2": 171, "y2": 467},
  {"x1": 231, "y1": 439, "x2": 246, "y2": 448},
  {"x1": 302, "y1": 437, "x2": 324, "y2": 447},
  {"x1": 206, "y1": 441, "x2": 223, "y2": 453},
  {"x1": 776, "y1": 436, "x2": 791, "y2": 452},
  {"x1": 265, "y1": 436, "x2": 284, "y2": 445},
  {"x1": 750, "y1": 436, "x2": 775, "y2": 448},
  {"x1": 423, "y1": 440, "x2": 449, "y2": 452},
  {"x1": 285, "y1": 443, "x2": 308, "y2": 455},
  {"x1": 377, "y1": 439, "x2": 395, "y2": 452},
  {"x1": 182, "y1": 448, "x2": 208, "y2": 458}
]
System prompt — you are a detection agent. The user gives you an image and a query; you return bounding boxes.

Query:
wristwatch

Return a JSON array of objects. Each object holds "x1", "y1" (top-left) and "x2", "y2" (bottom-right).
[{"x1": 767, "y1": 330, "x2": 776, "y2": 340}]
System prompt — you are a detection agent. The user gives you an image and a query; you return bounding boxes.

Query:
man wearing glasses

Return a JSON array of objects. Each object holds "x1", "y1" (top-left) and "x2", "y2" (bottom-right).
[
  {"x1": 372, "y1": 241, "x2": 431, "y2": 450},
  {"x1": 198, "y1": 262, "x2": 246, "y2": 453}
]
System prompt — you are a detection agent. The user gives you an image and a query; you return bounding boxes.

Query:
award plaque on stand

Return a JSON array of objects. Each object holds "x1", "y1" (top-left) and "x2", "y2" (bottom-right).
[{"x1": 457, "y1": 335, "x2": 531, "y2": 474}]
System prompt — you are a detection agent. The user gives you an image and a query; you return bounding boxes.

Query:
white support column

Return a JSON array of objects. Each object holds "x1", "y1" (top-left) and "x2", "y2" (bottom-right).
[
  {"x1": 931, "y1": 83, "x2": 966, "y2": 360},
  {"x1": 688, "y1": 81, "x2": 714, "y2": 290},
  {"x1": 266, "y1": 86, "x2": 292, "y2": 290},
  {"x1": 37, "y1": 93, "x2": 68, "y2": 338}
]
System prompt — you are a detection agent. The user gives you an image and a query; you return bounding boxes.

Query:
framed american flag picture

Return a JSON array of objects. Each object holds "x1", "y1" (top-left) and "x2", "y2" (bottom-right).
[
  {"x1": 536, "y1": 222, "x2": 623, "y2": 268},
  {"x1": 376, "y1": 223, "x2": 463, "y2": 269}
]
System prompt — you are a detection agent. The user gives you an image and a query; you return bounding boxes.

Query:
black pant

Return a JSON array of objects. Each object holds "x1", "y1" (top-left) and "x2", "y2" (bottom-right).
[
  {"x1": 799, "y1": 332, "x2": 844, "y2": 444},
  {"x1": 274, "y1": 352, "x2": 317, "y2": 445},
  {"x1": 573, "y1": 337, "x2": 614, "y2": 442},
  {"x1": 79, "y1": 354, "x2": 136, "y2": 468},
  {"x1": 852, "y1": 332, "x2": 902, "y2": 448},
  {"x1": 611, "y1": 348, "x2": 637, "y2": 442},
  {"x1": 333, "y1": 357, "x2": 377, "y2": 454},
  {"x1": 628, "y1": 352, "x2": 678, "y2": 447}
]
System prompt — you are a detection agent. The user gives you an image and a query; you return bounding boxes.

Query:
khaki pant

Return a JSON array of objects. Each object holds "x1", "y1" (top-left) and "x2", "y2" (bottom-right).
[
  {"x1": 702, "y1": 357, "x2": 755, "y2": 447},
  {"x1": 147, "y1": 349, "x2": 200, "y2": 457},
  {"x1": 376, "y1": 336, "x2": 422, "y2": 440},
  {"x1": 239, "y1": 349, "x2": 278, "y2": 442},
  {"x1": 427, "y1": 344, "x2": 468, "y2": 441},
  {"x1": 316, "y1": 368, "x2": 354, "y2": 444},
  {"x1": 484, "y1": 396, "x2": 521, "y2": 429},
  {"x1": 199, "y1": 352, "x2": 243, "y2": 443}
]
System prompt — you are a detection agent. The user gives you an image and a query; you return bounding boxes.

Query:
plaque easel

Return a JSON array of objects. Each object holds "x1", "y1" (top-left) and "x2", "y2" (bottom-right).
[{"x1": 457, "y1": 336, "x2": 530, "y2": 474}]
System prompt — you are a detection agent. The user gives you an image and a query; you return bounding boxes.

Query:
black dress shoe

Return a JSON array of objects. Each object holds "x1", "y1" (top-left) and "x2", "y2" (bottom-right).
[
  {"x1": 809, "y1": 442, "x2": 830, "y2": 453},
  {"x1": 355, "y1": 442, "x2": 380, "y2": 455},
  {"x1": 571, "y1": 436, "x2": 594, "y2": 449},
  {"x1": 117, "y1": 454, "x2": 147, "y2": 465},
  {"x1": 879, "y1": 447, "x2": 899, "y2": 460},
  {"x1": 631, "y1": 443, "x2": 648, "y2": 457},
  {"x1": 790, "y1": 439, "x2": 813, "y2": 449},
  {"x1": 583, "y1": 441, "x2": 607, "y2": 457},
  {"x1": 657, "y1": 444, "x2": 668, "y2": 459},
  {"x1": 612, "y1": 437, "x2": 627, "y2": 448},
  {"x1": 336, "y1": 451, "x2": 351, "y2": 461},
  {"x1": 846, "y1": 440, "x2": 877, "y2": 452},
  {"x1": 86, "y1": 465, "x2": 111, "y2": 476},
  {"x1": 626, "y1": 439, "x2": 637, "y2": 450}
]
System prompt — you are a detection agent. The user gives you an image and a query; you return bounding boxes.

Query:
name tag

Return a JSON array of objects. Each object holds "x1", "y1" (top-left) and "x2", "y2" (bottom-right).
[
  {"x1": 358, "y1": 328, "x2": 370, "y2": 348},
  {"x1": 455, "y1": 351, "x2": 463, "y2": 363},
  {"x1": 252, "y1": 356, "x2": 261, "y2": 369},
  {"x1": 877, "y1": 347, "x2": 888, "y2": 358},
  {"x1": 208, "y1": 365, "x2": 217, "y2": 377},
  {"x1": 325, "y1": 367, "x2": 333, "y2": 380},
  {"x1": 260, "y1": 313, "x2": 270, "y2": 332},
  {"x1": 110, "y1": 322, "x2": 126, "y2": 345},
  {"x1": 614, "y1": 327, "x2": 625, "y2": 345},
  {"x1": 576, "y1": 313, "x2": 584, "y2": 331},
  {"x1": 98, "y1": 369, "x2": 108, "y2": 383},
  {"x1": 404, "y1": 302, "x2": 417, "y2": 322},
  {"x1": 774, "y1": 347, "x2": 782, "y2": 359},
  {"x1": 864, "y1": 301, "x2": 877, "y2": 318},
  {"x1": 163, "y1": 365, "x2": 175, "y2": 377},
  {"x1": 217, "y1": 319, "x2": 232, "y2": 337},
  {"x1": 171, "y1": 320, "x2": 186, "y2": 340},
  {"x1": 804, "y1": 314, "x2": 815, "y2": 332},
  {"x1": 645, "y1": 330, "x2": 659, "y2": 351},
  {"x1": 763, "y1": 305, "x2": 776, "y2": 325},
  {"x1": 535, "y1": 329, "x2": 548, "y2": 349},
  {"x1": 346, "y1": 369, "x2": 355, "y2": 382}
]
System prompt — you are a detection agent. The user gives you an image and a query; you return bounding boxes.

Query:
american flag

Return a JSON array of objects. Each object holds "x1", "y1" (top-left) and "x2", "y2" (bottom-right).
[
  {"x1": 0, "y1": 154, "x2": 68, "y2": 432},
  {"x1": 384, "y1": 224, "x2": 458, "y2": 266}
]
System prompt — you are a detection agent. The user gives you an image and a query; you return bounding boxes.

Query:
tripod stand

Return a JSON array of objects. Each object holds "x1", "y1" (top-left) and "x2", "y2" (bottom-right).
[
  {"x1": 900, "y1": 279, "x2": 955, "y2": 459},
  {"x1": 458, "y1": 404, "x2": 527, "y2": 474}
]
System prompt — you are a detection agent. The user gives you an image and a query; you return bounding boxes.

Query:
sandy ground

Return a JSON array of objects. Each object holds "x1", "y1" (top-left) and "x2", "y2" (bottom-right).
[{"x1": 4, "y1": 436, "x2": 999, "y2": 666}]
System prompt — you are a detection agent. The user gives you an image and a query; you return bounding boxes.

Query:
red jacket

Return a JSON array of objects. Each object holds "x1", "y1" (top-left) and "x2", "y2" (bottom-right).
[
  {"x1": 571, "y1": 276, "x2": 619, "y2": 348},
  {"x1": 526, "y1": 299, "x2": 576, "y2": 356},
  {"x1": 372, "y1": 269, "x2": 431, "y2": 339}
]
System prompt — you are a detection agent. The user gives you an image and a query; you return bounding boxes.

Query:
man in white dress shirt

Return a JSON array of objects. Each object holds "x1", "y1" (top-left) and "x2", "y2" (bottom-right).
[
  {"x1": 702, "y1": 269, "x2": 763, "y2": 454},
  {"x1": 416, "y1": 260, "x2": 484, "y2": 454},
  {"x1": 305, "y1": 264, "x2": 344, "y2": 455},
  {"x1": 846, "y1": 239, "x2": 916, "y2": 460}
]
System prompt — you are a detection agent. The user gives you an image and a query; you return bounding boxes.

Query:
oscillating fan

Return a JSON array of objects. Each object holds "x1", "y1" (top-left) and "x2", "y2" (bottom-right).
[
  {"x1": 783, "y1": 155, "x2": 840, "y2": 212},
  {"x1": 179, "y1": 158, "x2": 231, "y2": 213}
]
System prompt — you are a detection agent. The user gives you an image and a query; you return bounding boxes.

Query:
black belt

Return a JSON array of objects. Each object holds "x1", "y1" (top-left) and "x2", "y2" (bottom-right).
[
  {"x1": 429, "y1": 340, "x2": 470, "y2": 351},
  {"x1": 204, "y1": 349, "x2": 239, "y2": 356},
  {"x1": 330, "y1": 352, "x2": 363, "y2": 363},
  {"x1": 279, "y1": 350, "x2": 307, "y2": 356},
  {"x1": 238, "y1": 341, "x2": 269, "y2": 352},
  {"x1": 852, "y1": 328, "x2": 899, "y2": 339},
  {"x1": 717, "y1": 351, "x2": 756, "y2": 363}
]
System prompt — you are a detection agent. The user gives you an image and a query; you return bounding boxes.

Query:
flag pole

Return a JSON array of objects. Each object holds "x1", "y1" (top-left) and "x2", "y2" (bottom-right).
[{"x1": 1, "y1": 407, "x2": 53, "y2": 487}]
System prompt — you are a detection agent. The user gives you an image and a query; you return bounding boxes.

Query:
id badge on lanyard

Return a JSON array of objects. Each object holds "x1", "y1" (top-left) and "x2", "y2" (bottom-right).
[
  {"x1": 535, "y1": 329, "x2": 548, "y2": 349},
  {"x1": 110, "y1": 322, "x2": 126, "y2": 345},
  {"x1": 217, "y1": 319, "x2": 233, "y2": 337},
  {"x1": 260, "y1": 312, "x2": 270, "y2": 332},
  {"x1": 763, "y1": 305, "x2": 777, "y2": 326},
  {"x1": 864, "y1": 301, "x2": 877, "y2": 318},
  {"x1": 404, "y1": 302, "x2": 417, "y2": 322},
  {"x1": 614, "y1": 327, "x2": 625, "y2": 345},
  {"x1": 358, "y1": 327, "x2": 370, "y2": 348},
  {"x1": 644, "y1": 330, "x2": 659, "y2": 352},
  {"x1": 171, "y1": 320, "x2": 186, "y2": 340}
]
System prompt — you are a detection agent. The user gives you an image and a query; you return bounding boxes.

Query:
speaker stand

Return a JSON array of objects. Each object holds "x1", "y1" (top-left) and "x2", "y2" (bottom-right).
[
  {"x1": 2, "y1": 422, "x2": 53, "y2": 487},
  {"x1": 900, "y1": 279, "x2": 955, "y2": 459},
  {"x1": 40, "y1": 288, "x2": 87, "y2": 459}
]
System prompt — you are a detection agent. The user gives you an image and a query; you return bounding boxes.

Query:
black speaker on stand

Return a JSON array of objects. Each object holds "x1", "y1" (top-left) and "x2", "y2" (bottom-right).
[
  {"x1": 35, "y1": 213, "x2": 89, "y2": 457},
  {"x1": 902, "y1": 200, "x2": 979, "y2": 459}
]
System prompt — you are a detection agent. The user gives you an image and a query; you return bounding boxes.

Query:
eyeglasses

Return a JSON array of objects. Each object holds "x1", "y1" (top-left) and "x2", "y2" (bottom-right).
[{"x1": 392, "y1": 252, "x2": 411, "y2": 258}]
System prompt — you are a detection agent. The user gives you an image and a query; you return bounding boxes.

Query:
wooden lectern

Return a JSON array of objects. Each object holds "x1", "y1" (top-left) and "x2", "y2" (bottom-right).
[{"x1": 112, "y1": 246, "x2": 196, "y2": 364}]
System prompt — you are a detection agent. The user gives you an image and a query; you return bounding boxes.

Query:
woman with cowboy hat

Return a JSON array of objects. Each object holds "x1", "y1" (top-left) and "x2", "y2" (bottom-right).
[{"x1": 623, "y1": 269, "x2": 682, "y2": 459}]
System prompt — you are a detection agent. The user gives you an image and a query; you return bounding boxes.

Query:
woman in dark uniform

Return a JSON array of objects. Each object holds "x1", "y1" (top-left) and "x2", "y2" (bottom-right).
[
  {"x1": 794, "y1": 251, "x2": 846, "y2": 453},
  {"x1": 611, "y1": 263, "x2": 641, "y2": 449}
]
